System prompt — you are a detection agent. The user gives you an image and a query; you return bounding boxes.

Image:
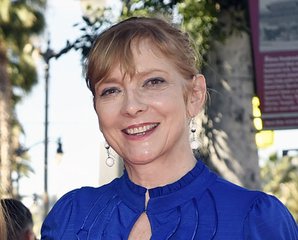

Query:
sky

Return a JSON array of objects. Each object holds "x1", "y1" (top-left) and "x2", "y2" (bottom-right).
[
  {"x1": 16, "y1": 0, "x2": 298, "y2": 205},
  {"x1": 17, "y1": 0, "x2": 107, "y2": 201}
]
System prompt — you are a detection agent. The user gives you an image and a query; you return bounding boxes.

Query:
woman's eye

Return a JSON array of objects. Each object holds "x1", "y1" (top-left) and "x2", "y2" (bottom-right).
[
  {"x1": 100, "y1": 87, "x2": 121, "y2": 97},
  {"x1": 143, "y1": 77, "x2": 166, "y2": 87}
]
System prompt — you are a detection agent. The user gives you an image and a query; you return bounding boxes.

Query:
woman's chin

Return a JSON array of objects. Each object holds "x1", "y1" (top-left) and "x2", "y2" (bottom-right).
[{"x1": 123, "y1": 154, "x2": 156, "y2": 166}]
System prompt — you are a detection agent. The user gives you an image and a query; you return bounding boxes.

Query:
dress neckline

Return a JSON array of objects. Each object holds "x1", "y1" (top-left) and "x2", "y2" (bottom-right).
[
  {"x1": 117, "y1": 160, "x2": 217, "y2": 213},
  {"x1": 123, "y1": 160, "x2": 204, "y2": 198}
]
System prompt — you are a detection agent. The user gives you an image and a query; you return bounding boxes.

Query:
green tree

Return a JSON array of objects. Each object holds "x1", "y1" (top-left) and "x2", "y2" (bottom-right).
[{"x1": 0, "y1": 0, "x2": 46, "y2": 197}]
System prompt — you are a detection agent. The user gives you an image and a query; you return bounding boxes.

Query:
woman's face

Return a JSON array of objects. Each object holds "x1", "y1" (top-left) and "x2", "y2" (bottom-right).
[{"x1": 94, "y1": 40, "x2": 203, "y2": 166}]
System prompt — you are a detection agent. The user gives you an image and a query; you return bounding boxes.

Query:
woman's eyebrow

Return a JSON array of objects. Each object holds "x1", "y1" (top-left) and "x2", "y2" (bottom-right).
[
  {"x1": 95, "y1": 76, "x2": 121, "y2": 88},
  {"x1": 96, "y1": 69, "x2": 168, "y2": 89},
  {"x1": 101, "y1": 77, "x2": 119, "y2": 83},
  {"x1": 135, "y1": 68, "x2": 167, "y2": 78}
]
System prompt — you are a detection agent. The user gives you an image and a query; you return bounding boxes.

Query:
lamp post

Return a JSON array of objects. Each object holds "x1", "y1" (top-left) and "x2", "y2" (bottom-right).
[
  {"x1": 39, "y1": 36, "x2": 71, "y2": 218},
  {"x1": 41, "y1": 39, "x2": 56, "y2": 218}
]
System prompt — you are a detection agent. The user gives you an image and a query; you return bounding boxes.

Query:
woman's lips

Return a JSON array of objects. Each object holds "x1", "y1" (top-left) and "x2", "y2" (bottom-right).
[{"x1": 122, "y1": 123, "x2": 159, "y2": 136}]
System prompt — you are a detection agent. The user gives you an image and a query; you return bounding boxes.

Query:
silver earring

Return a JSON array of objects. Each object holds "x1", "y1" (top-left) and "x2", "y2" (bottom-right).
[
  {"x1": 105, "y1": 142, "x2": 115, "y2": 167},
  {"x1": 190, "y1": 119, "x2": 199, "y2": 150}
]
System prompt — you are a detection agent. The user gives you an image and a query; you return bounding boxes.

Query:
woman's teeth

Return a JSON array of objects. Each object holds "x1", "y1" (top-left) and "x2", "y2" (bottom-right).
[{"x1": 125, "y1": 123, "x2": 158, "y2": 135}]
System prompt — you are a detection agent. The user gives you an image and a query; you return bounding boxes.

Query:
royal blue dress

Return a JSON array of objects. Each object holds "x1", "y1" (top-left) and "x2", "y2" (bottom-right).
[{"x1": 41, "y1": 160, "x2": 297, "y2": 239}]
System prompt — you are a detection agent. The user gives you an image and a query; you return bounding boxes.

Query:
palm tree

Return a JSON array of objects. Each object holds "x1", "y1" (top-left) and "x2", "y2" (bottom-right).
[{"x1": 0, "y1": 0, "x2": 46, "y2": 197}]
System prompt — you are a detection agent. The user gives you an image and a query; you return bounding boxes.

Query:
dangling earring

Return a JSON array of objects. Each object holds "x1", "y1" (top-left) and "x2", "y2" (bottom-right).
[
  {"x1": 190, "y1": 119, "x2": 199, "y2": 150},
  {"x1": 105, "y1": 142, "x2": 115, "y2": 167}
]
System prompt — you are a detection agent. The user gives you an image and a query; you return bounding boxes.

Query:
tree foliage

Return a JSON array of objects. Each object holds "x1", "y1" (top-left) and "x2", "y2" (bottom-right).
[
  {"x1": 0, "y1": 0, "x2": 46, "y2": 103},
  {"x1": 261, "y1": 153, "x2": 298, "y2": 222},
  {"x1": 64, "y1": 0, "x2": 248, "y2": 63}
]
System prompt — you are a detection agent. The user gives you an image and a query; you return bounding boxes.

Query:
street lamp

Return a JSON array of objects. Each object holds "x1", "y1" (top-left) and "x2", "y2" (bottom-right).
[
  {"x1": 14, "y1": 139, "x2": 64, "y2": 204},
  {"x1": 15, "y1": 139, "x2": 63, "y2": 157},
  {"x1": 40, "y1": 39, "x2": 57, "y2": 218}
]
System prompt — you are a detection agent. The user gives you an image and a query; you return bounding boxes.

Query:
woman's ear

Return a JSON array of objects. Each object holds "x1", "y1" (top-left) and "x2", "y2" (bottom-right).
[{"x1": 187, "y1": 74, "x2": 206, "y2": 117}]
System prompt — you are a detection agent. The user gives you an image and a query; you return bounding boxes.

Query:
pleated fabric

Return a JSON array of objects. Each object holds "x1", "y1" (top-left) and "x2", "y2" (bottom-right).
[{"x1": 41, "y1": 160, "x2": 298, "y2": 240}]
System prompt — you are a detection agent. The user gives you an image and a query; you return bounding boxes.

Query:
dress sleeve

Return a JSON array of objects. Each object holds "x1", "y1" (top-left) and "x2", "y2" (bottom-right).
[
  {"x1": 243, "y1": 193, "x2": 298, "y2": 240},
  {"x1": 41, "y1": 189, "x2": 77, "y2": 240}
]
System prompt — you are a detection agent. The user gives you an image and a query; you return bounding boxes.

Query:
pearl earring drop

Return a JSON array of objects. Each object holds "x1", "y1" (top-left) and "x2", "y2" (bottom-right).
[{"x1": 105, "y1": 142, "x2": 115, "y2": 167}]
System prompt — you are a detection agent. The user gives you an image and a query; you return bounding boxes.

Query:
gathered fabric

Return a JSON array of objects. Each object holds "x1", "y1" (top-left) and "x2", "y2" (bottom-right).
[{"x1": 41, "y1": 160, "x2": 298, "y2": 240}]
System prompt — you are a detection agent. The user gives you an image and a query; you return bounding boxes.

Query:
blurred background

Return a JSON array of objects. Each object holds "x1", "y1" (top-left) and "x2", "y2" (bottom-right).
[{"x1": 0, "y1": 0, "x2": 297, "y2": 237}]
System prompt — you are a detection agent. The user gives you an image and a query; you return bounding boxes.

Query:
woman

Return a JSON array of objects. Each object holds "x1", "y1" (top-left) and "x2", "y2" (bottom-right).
[{"x1": 41, "y1": 17, "x2": 297, "y2": 239}]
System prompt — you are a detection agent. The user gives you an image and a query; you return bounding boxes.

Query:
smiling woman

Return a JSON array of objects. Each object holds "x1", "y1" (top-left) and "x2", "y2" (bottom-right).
[
  {"x1": 41, "y1": 17, "x2": 298, "y2": 239},
  {"x1": 93, "y1": 39, "x2": 203, "y2": 169}
]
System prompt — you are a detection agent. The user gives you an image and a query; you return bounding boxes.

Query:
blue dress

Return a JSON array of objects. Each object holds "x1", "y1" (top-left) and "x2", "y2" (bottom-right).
[{"x1": 41, "y1": 160, "x2": 297, "y2": 239}]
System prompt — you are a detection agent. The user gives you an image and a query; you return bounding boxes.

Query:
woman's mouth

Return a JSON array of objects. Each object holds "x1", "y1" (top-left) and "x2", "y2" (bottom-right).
[{"x1": 123, "y1": 123, "x2": 159, "y2": 136}]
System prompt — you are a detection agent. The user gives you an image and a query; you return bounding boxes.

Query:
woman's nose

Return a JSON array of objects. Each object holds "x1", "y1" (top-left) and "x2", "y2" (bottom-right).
[{"x1": 121, "y1": 89, "x2": 148, "y2": 117}]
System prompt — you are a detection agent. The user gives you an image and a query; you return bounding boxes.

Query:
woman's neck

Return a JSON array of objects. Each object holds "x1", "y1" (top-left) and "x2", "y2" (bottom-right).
[{"x1": 124, "y1": 154, "x2": 197, "y2": 189}]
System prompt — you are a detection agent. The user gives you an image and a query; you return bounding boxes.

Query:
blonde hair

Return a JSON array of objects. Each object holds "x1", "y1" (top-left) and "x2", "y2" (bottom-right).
[
  {"x1": 85, "y1": 16, "x2": 201, "y2": 96},
  {"x1": 0, "y1": 203, "x2": 7, "y2": 240}
]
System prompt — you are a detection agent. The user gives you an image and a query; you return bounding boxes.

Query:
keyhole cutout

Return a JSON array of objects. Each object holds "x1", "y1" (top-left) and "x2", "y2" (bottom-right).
[
  {"x1": 128, "y1": 212, "x2": 152, "y2": 240},
  {"x1": 128, "y1": 189, "x2": 151, "y2": 239}
]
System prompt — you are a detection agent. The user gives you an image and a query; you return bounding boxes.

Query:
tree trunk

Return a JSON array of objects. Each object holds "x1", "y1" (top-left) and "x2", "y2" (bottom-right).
[
  {"x1": 201, "y1": 32, "x2": 260, "y2": 189},
  {"x1": 0, "y1": 42, "x2": 13, "y2": 197}
]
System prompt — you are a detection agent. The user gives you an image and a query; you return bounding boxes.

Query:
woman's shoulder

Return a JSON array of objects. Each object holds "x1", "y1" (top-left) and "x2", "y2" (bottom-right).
[
  {"x1": 55, "y1": 177, "x2": 120, "y2": 211},
  {"x1": 209, "y1": 176, "x2": 295, "y2": 218},
  {"x1": 206, "y1": 176, "x2": 264, "y2": 211},
  {"x1": 208, "y1": 178, "x2": 298, "y2": 239},
  {"x1": 243, "y1": 192, "x2": 298, "y2": 239},
  {"x1": 41, "y1": 178, "x2": 121, "y2": 239}
]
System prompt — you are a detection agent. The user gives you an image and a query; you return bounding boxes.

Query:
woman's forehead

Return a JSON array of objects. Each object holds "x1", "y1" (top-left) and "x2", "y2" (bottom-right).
[
  {"x1": 104, "y1": 41, "x2": 167, "y2": 73},
  {"x1": 131, "y1": 38, "x2": 160, "y2": 54}
]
